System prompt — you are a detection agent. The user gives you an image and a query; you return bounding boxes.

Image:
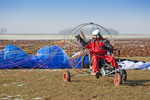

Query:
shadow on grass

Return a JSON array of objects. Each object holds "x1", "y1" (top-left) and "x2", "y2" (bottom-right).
[
  {"x1": 124, "y1": 80, "x2": 150, "y2": 86},
  {"x1": 69, "y1": 78, "x2": 112, "y2": 85},
  {"x1": 70, "y1": 79, "x2": 91, "y2": 83},
  {"x1": 70, "y1": 79, "x2": 150, "y2": 87}
]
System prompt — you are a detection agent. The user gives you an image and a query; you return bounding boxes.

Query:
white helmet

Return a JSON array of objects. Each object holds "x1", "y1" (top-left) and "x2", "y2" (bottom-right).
[
  {"x1": 92, "y1": 29, "x2": 101, "y2": 39},
  {"x1": 92, "y1": 29, "x2": 100, "y2": 36}
]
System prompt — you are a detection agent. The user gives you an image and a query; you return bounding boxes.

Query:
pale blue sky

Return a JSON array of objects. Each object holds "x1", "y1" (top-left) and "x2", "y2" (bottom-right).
[{"x1": 0, "y1": 0, "x2": 150, "y2": 34}]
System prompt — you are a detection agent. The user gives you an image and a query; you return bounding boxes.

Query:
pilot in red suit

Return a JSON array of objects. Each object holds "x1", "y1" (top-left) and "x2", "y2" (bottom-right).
[{"x1": 75, "y1": 29, "x2": 118, "y2": 78}]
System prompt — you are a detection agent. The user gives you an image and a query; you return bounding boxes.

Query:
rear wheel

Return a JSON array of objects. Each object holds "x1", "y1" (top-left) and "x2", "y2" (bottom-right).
[
  {"x1": 63, "y1": 70, "x2": 71, "y2": 82},
  {"x1": 114, "y1": 73, "x2": 122, "y2": 86}
]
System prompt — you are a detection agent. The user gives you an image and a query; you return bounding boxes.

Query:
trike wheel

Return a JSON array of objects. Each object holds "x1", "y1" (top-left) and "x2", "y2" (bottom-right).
[
  {"x1": 114, "y1": 73, "x2": 122, "y2": 86},
  {"x1": 63, "y1": 70, "x2": 71, "y2": 82}
]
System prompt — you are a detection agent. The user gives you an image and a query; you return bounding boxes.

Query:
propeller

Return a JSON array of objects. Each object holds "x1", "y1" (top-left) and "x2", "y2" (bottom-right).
[
  {"x1": 80, "y1": 30, "x2": 87, "y2": 42},
  {"x1": 71, "y1": 49, "x2": 88, "y2": 60},
  {"x1": 71, "y1": 29, "x2": 88, "y2": 60}
]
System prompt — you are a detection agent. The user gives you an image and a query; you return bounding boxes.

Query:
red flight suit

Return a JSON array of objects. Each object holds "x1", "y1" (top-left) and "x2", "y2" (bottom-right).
[{"x1": 85, "y1": 38, "x2": 118, "y2": 73}]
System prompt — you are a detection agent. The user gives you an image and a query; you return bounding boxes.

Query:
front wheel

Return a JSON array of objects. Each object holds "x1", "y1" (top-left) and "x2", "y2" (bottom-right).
[
  {"x1": 63, "y1": 70, "x2": 71, "y2": 82},
  {"x1": 114, "y1": 73, "x2": 122, "y2": 86}
]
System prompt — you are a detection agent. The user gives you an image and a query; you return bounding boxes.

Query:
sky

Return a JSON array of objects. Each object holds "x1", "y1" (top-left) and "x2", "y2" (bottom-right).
[{"x1": 0, "y1": 0, "x2": 150, "y2": 34}]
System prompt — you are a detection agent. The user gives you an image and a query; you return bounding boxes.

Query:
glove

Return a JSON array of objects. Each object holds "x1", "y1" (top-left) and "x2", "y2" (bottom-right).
[
  {"x1": 75, "y1": 34, "x2": 82, "y2": 41},
  {"x1": 101, "y1": 46, "x2": 109, "y2": 50}
]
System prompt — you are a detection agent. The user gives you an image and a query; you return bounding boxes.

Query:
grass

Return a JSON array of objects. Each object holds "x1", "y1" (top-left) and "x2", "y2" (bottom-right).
[
  {"x1": 0, "y1": 57, "x2": 150, "y2": 100},
  {"x1": 0, "y1": 69, "x2": 150, "y2": 100}
]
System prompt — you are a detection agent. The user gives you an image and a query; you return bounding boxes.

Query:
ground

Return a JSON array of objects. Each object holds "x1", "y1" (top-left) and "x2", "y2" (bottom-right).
[
  {"x1": 0, "y1": 38, "x2": 150, "y2": 57},
  {"x1": 0, "y1": 68, "x2": 150, "y2": 100}
]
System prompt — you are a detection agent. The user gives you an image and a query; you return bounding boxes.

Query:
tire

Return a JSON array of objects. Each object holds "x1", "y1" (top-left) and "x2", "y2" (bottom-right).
[
  {"x1": 63, "y1": 70, "x2": 71, "y2": 82},
  {"x1": 114, "y1": 73, "x2": 122, "y2": 86},
  {"x1": 121, "y1": 69, "x2": 127, "y2": 81}
]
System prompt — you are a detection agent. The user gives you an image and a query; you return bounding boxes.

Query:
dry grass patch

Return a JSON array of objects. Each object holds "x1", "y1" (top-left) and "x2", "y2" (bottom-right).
[{"x1": 0, "y1": 69, "x2": 150, "y2": 100}]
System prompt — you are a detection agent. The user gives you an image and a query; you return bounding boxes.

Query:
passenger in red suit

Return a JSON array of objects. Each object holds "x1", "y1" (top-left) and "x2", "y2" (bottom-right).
[{"x1": 75, "y1": 29, "x2": 118, "y2": 78}]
